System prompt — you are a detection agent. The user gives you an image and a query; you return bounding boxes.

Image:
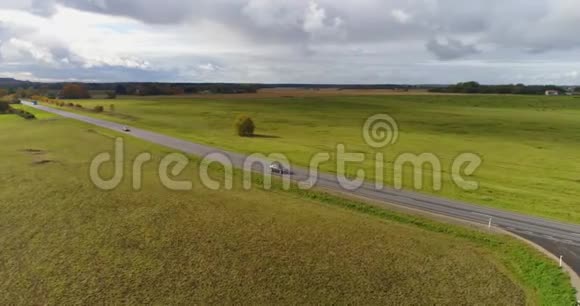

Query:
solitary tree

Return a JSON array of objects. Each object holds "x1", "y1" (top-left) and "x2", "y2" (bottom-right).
[{"x1": 234, "y1": 115, "x2": 255, "y2": 137}]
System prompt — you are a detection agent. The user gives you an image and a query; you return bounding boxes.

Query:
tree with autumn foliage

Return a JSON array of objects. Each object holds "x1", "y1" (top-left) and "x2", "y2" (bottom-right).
[{"x1": 61, "y1": 84, "x2": 91, "y2": 99}]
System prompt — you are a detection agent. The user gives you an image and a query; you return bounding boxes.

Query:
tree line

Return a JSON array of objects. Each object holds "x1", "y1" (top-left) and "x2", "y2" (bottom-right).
[
  {"x1": 113, "y1": 83, "x2": 259, "y2": 96},
  {"x1": 2, "y1": 83, "x2": 260, "y2": 99},
  {"x1": 429, "y1": 82, "x2": 567, "y2": 95},
  {"x1": 2, "y1": 78, "x2": 573, "y2": 98}
]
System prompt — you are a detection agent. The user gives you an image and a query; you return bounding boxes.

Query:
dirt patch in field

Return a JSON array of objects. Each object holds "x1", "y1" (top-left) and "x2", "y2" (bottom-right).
[
  {"x1": 21, "y1": 148, "x2": 47, "y2": 155},
  {"x1": 21, "y1": 148, "x2": 57, "y2": 165},
  {"x1": 32, "y1": 159, "x2": 54, "y2": 165}
]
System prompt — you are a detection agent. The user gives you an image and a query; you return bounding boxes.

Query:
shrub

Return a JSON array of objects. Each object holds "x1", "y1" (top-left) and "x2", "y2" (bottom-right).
[
  {"x1": 67, "y1": 102, "x2": 74, "y2": 107},
  {"x1": 75, "y1": 104, "x2": 83, "y2": 108},
  {"x1": 93, "y1": 105, "x2": 104, "y2": 113},
  {"x1": 106, "y1": 91, "x2": 117, "y2": 99},
  {"x1": 109, "y1": 104, "x2": 115, "y2": 112},
  {"x1": 0, "y1": 101, "x2": 10, "y2": 113},
  {"x1": 22, "y1": 112, "x2": 36, "y2": 120},
  {"x1": 12, "y1": 109, "x2": 36, "y2": 120},
  {"x1": 234, "y1": 115, "x2": 255, "y2": 137}
]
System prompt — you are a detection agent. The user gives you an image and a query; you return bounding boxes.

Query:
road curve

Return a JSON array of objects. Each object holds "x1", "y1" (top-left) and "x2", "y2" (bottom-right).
[{"x1": 22, "y1": 101, "x2": 580, "y2": 277}]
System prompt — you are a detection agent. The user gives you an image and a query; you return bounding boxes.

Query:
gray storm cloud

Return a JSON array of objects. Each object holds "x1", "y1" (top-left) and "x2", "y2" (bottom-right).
[
  {"x1": 57, "y1": 0, "x2": 198, "y2": 24},
  {"x1": 426, "y1": 38, "x2": 479, "y2": 60}
]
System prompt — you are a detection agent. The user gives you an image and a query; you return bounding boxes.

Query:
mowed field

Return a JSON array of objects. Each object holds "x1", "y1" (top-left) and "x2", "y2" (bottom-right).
[
  {"x1": 60, "y1": 93, "x2": 580, "y2": 223},
  {"x1": 0, "y1": 109, "x2": 575, "y2": 304}
]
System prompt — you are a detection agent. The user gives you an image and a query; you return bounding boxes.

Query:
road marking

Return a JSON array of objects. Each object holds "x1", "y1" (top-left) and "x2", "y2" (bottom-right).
[{"x1": 470, "y1": 212, "x2": 492, "y2": 218}]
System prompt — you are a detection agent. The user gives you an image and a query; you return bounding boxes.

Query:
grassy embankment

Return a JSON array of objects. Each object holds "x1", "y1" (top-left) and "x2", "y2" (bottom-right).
[{"x1": 0, "y1": 106, "x2": 575, "y2": 304}]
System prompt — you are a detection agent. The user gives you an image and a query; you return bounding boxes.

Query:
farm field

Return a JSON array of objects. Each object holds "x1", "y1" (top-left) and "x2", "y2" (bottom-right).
[
  {"x1": 54, "y1": 94, "x2": 580, "y2": 224},
  {"x1": 0, "y1": 108, "x2": 575, "y2": 304}
]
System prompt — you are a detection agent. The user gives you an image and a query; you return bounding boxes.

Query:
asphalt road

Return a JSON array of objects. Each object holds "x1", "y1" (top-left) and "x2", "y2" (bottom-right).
[{"x1": 22, "y1": 101, "x2": 580, "y2": 277}]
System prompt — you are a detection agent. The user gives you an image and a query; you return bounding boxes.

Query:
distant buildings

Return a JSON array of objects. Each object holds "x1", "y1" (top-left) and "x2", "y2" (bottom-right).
[{"x1": 545, "y1": 90, "x2": 559, "y2": 96}]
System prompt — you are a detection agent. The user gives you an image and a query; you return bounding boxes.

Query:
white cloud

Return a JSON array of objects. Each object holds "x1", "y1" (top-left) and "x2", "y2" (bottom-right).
[
  {"x1": 81, "y1": 55, "x2": 150, "y2": 69},
  {"x1": 565, "y1": 71, "x2": 578, "y2": 78},
  {"x1": 303, "y1": 2, "x2": 345, "y2": 40},
  {"x1": 1, "y1": 38, "x2": 56, "y2": 64},
  {"x1": 391, "y1": 9, "x2": 411, "y2": 24},
  {"x1": 198, "y1": 63, "x2": 222, "y2": 72}
]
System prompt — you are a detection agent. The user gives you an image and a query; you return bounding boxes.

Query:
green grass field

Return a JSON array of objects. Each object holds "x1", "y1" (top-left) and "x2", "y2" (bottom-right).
[
  {"x1": 0, "y1": 109, "x2": 575, "y2": 304},
  {"x1": 56, "y1": 94, "x2": 580, "y2": 224}
]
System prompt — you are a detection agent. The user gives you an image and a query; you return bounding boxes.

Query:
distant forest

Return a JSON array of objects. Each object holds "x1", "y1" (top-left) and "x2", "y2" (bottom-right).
[
  {"x1": 429, "y1": 81, "x2": 569, "y2": 95},
  {"x1": 0, "y1": 78, "x2": 423, "y2": 97},
  {"x1": 0, "y1": 78, "x2": 573, "y2": 97}
]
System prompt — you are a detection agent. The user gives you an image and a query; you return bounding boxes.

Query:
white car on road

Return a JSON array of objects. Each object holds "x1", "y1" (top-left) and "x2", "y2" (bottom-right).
[{"x1": 269, "y1": 162, "x2": 291, "y2": 175}]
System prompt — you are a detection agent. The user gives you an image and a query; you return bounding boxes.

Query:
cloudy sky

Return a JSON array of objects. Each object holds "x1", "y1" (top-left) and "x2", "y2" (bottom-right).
[{"x1": 1, "y1": 0, "x2": 580, "y2": 84}]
